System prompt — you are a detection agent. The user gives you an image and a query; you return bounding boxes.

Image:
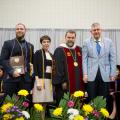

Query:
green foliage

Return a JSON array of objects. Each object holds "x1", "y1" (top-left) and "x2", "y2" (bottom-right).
[
  {"x1": 0, "y1": 90, "x2": 45, "y2": 120},
  {"x1": 30, "y1": 107, "x2": 42, "y2": 120},
  {"x1": 90, "y1": 96, "x2": 106, "y2": 110},
  {"x1": 59, "y1": 92, "x2": 69, "y2": 108},
  {"x1": 50, "y1": 91, "x2": 109, "y2": 120},
  {"x1": 4, "y1": 94, "x2": 16, "y2": 103}
]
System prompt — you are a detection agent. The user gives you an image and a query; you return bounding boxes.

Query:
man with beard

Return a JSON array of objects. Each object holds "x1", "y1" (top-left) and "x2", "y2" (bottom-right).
[
  {"x1": 82, "y1": 23, "x2": 116, "y2": 102},
  {"x1": 0, "y1": 23, "x2": 34, "y2": 96},
  {"x1": 53, "y1": 30, "x2": 84, "y2": 105}
]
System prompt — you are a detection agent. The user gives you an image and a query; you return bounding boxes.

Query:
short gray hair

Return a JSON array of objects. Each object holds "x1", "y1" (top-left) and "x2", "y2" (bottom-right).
[{"x1": 91, "y1": 23, "x2": 100, "y2": 29}]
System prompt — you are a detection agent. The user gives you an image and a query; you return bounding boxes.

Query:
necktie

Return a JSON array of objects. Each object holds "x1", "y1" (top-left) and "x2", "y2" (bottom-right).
[{"x1": 96, "y1": 41, "x2": 101, "y2": 54}]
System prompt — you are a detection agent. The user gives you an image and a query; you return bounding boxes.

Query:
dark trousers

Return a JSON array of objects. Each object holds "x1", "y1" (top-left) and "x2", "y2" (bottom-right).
[
  {"x1": 55, "y1": 84, "x2": 68, "y2": 106},
  {"x1": 86, "y1": 68, "x2": 109, "y2": 102},
  {"x1": 3, "y1": 77, "x2": 32, "y2": 97},
  {"x1": 2, "y1": 77, "x2": 33, "y2": 110}
]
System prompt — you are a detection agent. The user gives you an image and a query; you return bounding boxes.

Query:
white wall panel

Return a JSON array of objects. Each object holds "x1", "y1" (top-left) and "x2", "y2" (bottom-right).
[{"x1": 0, "y1": 0, "x2": 120, "y2": 29}]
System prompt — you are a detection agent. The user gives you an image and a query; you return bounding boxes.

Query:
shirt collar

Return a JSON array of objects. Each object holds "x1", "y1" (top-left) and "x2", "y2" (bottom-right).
[
  {"x1": 93, "y1": 37, "x2": 101, "y2": 42},
  {"x1": 16, "y1": 38, "x2": 25, "y2": 43},
  {"x1": 59, "y1": 43, "x2": 77, "y2": 49}
]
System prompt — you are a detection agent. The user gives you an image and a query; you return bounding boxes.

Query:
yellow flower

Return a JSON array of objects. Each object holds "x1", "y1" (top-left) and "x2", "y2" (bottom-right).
[
  {"x1": 3, "y1": 114, "x2": 12, "y2": 120},
  {"x1": 100, "y1": 108, "x2": 109, "y2": 118},
  {"x1": 1, "y1": 103, "x2": 13, "y2": 113},
  {"x1": 53, "y1": 107, "x2": 63, "y2": 116},
  {"x1": 82, "y1": 104, "x2": 93, "y2": 114},
  {"x1": 18, "y1": 89, "x2": 29, "y2": 96},
  {"x1": 73, "y1": 91, "x2": 84, "y2": 97},
  {"x1": 15, "y1": 117, "x2": 24, "y2": 120},
  {"x1": 74, "y1": 115, "x2": 84, "y2": 120},
  {"x1": 34, "y1": 104, "x2": 43, "y2": 111}
]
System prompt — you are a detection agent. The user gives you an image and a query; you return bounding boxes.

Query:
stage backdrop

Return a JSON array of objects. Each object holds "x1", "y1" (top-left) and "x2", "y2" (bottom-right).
[{"x1": 0, "y1": 28, "x2": 120, "y2": 64}]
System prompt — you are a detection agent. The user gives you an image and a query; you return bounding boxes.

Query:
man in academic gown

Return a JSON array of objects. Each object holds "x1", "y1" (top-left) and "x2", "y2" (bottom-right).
[{"x1": 53, "y1": 30, "x2": 84, "y2": 105}]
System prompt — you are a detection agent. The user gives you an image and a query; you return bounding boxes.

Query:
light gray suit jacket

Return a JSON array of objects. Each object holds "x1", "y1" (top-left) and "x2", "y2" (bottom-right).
[{"x1": 82, "y1": 37, "x2": 116, "y2": 82}]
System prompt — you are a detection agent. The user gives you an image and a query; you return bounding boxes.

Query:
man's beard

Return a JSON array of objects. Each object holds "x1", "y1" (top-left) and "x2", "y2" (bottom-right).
[
  {"x1": 16, "y1": 35, "x2": 24, "y2": 41},
  {"x1": 94, "y1": 34, "x2": 100, "y2": 40},
  {"x1": 66, "y1": 41, "x2": 74, "y2": 47}
]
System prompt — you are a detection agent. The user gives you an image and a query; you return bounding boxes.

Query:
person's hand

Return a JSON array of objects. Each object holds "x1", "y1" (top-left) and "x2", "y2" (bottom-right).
[
  {"x1": 36, "y1": 78, "x2": 44, "y2": 90},
  {"x1": 62, "y1": 82, "x2": 67, "y2": 90},
  {"x1": 30, "y1": 63, "x2": 33, "y2": 76},
  {"x1": 37, "y1": 85, "x2": 42, "y2": 90},
  {"x1": 85, "y1": 91, "x2": 88, "y2": 97},
  {"x1": 83, "y1": 75, "x2": 88, "y2": 83},
  {"x1": 110, "y1": 76, "x2": 115, "y2": 81},
  {"x1": 13, "y1": 70, "x2": 21, "y2": 77},
  {"x1": 36, "y1": 79, "x2": 42, "y2": 90}
]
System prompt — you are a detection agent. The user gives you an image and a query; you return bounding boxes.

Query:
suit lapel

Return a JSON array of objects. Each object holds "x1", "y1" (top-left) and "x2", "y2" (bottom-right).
[{"x1": 90, "y1": 38, "x2": 98, "y2": 57}]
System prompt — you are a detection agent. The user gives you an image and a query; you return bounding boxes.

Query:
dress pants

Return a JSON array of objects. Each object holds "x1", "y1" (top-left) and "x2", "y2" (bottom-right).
[{"x1": 86, "y1": 68, "x2": 109, "y2": 102}]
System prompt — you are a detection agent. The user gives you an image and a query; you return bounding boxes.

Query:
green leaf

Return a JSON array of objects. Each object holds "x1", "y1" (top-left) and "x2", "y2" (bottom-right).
[
  {"x1": 3, "y1": 94, "x2": 20, "y2": 104},
  {"x1": 4, "y1": 95, "x2": 13, "y2": 103},
  {"x1": 90, "y1": 96, "x2": 106, "y2": 110},
  {"x1": 11, "y1": 94, "x2": 17, "y2": 103},
  {"x1": 59, "y1": 99, "x2": 67, "y2": 108},
  {"x1": 63, "y1": 92, "x2": 70, "y2": 100},
  {"x1": 59, "y1": 92, "x2": 69, "y2": 108},
  {"x1": 30, "y1": 107, "x2": 43, "y2": 120}
]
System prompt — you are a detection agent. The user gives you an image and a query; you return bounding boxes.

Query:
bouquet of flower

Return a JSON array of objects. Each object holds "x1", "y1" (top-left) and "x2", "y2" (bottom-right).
[
  {"x1": 30, "y1": 103, "x2": 44, "y2": 120},
  {"x1": 0, "y1": 89, "x2": 44, "y2": 120},
  {"x1": 0, "y1": 89, "x2": 30, "y2": 120},
  {"x1": 51, "y1": 90, "x2": 109, "y2": 120}
]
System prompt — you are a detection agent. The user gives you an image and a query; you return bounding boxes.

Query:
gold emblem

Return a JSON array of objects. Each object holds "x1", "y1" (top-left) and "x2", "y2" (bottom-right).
[
  {"x1": 74, "y1": 62, "x2": 78, "y2": 66},
  {"x1": 67, "y1": 52, "x2": 71, "y2": 56},
  {"x1": 14, "y1": 57, "x2": 19, "y2": 63}
]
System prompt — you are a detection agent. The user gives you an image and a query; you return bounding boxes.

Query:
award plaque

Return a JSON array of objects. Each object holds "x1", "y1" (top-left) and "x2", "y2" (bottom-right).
[{"x1": 10, "y1": 56, "x2": 25, "y2": 74}]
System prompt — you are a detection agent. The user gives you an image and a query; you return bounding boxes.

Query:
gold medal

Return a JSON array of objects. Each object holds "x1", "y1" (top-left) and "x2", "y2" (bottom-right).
[
  {"x1": 74, "y1": 62, "x2": 78, "y2": 66},
  {"x1": 68, "y1": 49, "x2": 78, "y2": 67}
]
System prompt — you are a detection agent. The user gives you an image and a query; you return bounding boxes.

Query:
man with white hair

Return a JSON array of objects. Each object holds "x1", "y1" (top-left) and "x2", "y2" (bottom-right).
[{"x1": 82, "y1": 23, "x2": 116, "y2": 101}]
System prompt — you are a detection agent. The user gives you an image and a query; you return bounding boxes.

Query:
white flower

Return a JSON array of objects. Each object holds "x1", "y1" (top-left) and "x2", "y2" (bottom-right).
[
  {"x1": 69, "y1": 114, "x2": 74, "y2": 120},
  {"x1": 67, "y1": 108, "x2": 74, "y2": 114},
  {"x1": 22, "y1": 111, "x2": 30, "y2": 119},
  {"x1": 67, "y1": 108, "x2": 79, "y2": 116}
]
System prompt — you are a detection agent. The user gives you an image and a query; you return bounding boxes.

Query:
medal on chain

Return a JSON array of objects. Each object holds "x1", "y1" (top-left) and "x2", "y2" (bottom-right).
[{"x1": 69, "y1": 49, "x2": 78, "y2": 67}]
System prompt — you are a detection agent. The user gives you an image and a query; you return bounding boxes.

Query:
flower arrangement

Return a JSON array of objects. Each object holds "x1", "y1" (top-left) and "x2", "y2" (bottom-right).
[
  {"x1": 51, "y1": 90, "x2": 109, "y2": 120},
  {"x1": 0, "y1": 89, "x2": 30, "y2": 120},
  {"x1": 0, "y1": 89, "x2": 44, "y2": 120},
  {"x1": 0, "y1": 90, "x2": 109, "y2": 120},
  {"x1": 30, "y1": 103, "x2": 44, "y2": 120}
]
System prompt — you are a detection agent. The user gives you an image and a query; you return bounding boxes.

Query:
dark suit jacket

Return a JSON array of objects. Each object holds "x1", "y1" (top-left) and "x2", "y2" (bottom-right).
[{"x1": 0, "y1": 38, "x2": 34, "y2": 83}]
